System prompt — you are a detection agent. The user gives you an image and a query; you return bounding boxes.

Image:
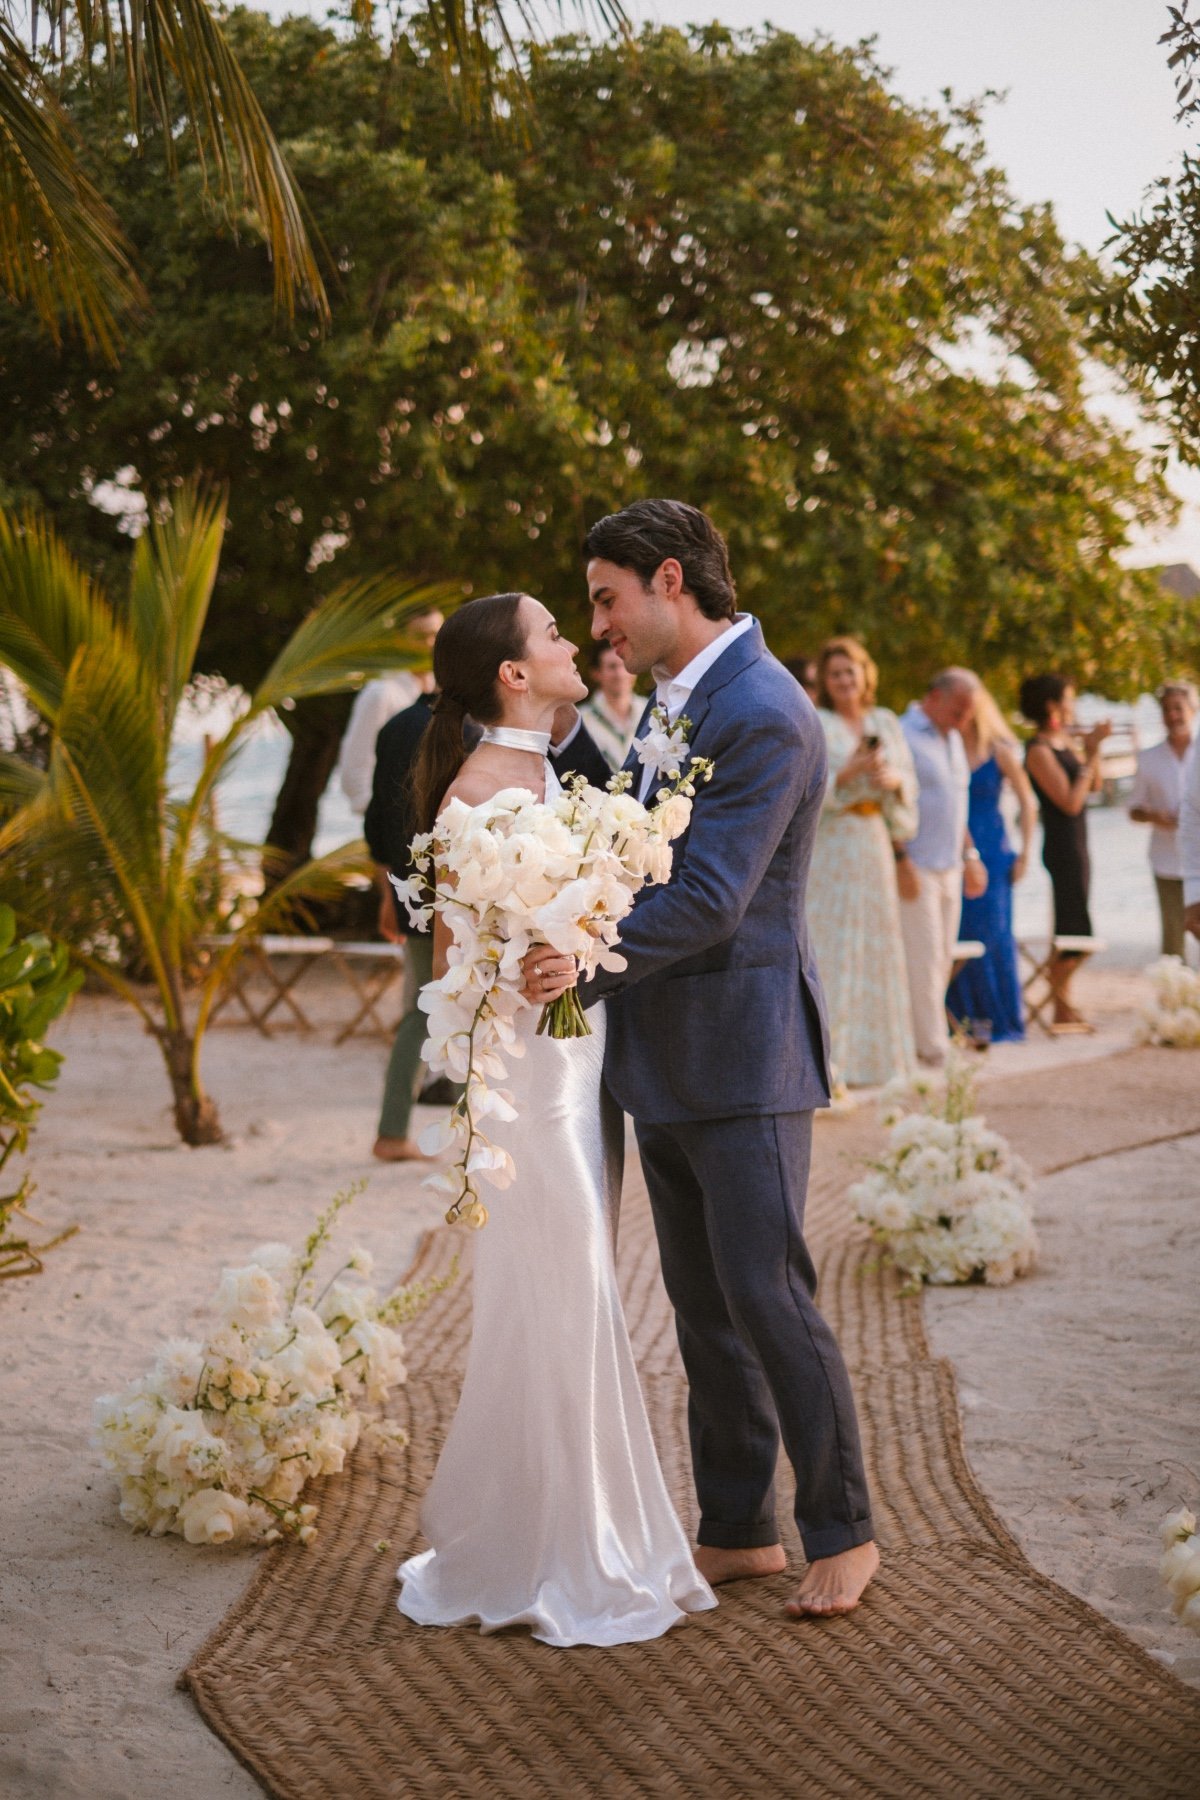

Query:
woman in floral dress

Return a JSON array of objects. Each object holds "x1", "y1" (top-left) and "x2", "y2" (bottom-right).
[{"x1": 807, "y1": 636, "x2": 918, "y2": 1088}]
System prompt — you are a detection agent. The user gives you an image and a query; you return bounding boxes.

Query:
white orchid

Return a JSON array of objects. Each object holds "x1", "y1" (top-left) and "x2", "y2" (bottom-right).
[{"x1": 405, "y1": 741, "x2": 713, "y2": 1227}]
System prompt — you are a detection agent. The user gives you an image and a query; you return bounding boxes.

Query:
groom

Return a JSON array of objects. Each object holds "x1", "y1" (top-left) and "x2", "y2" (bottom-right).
[{"x1": 526, "y1": 499, "x2": 877, "y2": 1616}]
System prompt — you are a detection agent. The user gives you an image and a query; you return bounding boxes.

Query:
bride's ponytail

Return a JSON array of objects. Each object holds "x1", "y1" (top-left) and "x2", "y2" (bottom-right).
[{"x1": 410, "y1": 592, "x2": 528, "y2": 833}]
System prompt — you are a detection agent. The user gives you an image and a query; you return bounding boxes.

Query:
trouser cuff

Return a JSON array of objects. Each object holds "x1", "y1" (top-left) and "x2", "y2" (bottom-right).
[
  {"x1": 697, "y1": 1517, "x2": 780, "y2": 1550},
  {"x1": 799, "y1": 1517, "x2": 876, "y2": 1562}
]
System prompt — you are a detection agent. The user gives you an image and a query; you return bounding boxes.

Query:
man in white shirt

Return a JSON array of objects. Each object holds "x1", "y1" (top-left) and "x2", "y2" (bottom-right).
[
  {"x1": 580, "y1": 640, "x2": 644, "y2": 771},
  {"x1": 898, "y1": 670, "x2": 987, "y2": 1064},
  {"x1": 1130, "y1": 681, "x2": 1197, "y2": 958},
  {"x1": 336, "y1": 611, "x2": 444, "y2": 814}
]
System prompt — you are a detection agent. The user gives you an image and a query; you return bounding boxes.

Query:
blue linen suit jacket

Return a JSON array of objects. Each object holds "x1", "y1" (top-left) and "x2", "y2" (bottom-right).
[{"x1": 584, "y1": 618, "x2": 832, "y2": 1124}]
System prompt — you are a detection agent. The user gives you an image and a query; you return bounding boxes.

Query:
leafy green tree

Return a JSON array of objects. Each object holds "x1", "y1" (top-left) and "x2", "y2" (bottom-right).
[
  {"x1": 1096, "y1": 5, "x2": 1200, "y2": 468},
  {"x1": 0, "y1": 484, "x2": 448, "y2": 1144},
  {"x1": 1, "y1": 20, "x2": 1173, "y2": 851}
]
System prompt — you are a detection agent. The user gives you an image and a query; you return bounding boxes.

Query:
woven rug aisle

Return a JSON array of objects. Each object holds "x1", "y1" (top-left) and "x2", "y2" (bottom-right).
[{"x1": 184, "y1": 1047, "x2": 1200, "y2": 1798}]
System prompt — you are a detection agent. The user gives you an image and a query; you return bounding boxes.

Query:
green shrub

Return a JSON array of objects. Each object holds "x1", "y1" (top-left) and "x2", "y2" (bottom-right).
[{"x1": 0, "y1": 903, "x2": 82, "y2": 1278}]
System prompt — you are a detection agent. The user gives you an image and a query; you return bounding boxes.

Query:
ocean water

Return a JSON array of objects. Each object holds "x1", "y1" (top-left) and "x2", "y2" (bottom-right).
[{"x1": 173, "y1": 697, "x2": 1168, "y2": 969}]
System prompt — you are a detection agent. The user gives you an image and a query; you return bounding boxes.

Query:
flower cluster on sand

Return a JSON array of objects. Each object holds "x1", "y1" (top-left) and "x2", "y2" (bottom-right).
[
  {"x1": 850, "y1": 1056, "x2": 1038, "y2": 1289},
  {"x1": 1138, "y1": 956, "x2": 1200, "y2": 1048},
  {"x1": 93, "y1": 1187, "x2": 444, "y2": 1546},
  {"x1": 1160, "y1": 1508, "x2": 1200, "y2": 1633}
]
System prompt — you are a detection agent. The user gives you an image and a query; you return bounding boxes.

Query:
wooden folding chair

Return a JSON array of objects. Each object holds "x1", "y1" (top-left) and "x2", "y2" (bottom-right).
[
  {"x1": 329, "y1": 942, "x2": 408, "y2": 1045},
  {"x1": 1019, "y1": 935, "x2": 1106, "y2": 1035},
  {"x1": 204, "y1": 935, "x2": 334, "y2": 1036}
]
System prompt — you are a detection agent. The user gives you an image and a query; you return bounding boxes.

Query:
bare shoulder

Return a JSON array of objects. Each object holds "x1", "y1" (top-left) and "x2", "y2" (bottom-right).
[{"x1": 438, "y1": 753, "x2": 510, "y2": 815}]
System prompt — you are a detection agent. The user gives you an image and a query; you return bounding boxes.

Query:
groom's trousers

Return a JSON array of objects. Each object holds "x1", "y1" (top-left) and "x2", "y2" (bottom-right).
[{"x1": 635, "y1": 1109, "x2": 873, "y2": 1562}]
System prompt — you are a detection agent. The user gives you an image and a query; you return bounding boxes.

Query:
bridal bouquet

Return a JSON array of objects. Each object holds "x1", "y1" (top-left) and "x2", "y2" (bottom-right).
[
  {"x1": 1138, "y1": 956, "x2": 1200, "y2": 1048},
  {"x1": 1159, "y1": 1507, "x2": 1200, "y2": 1634},
  {"x1": 397, "y1": 724, "x2": 713, "y2": 1228},
  {"x1": 93, "y1": 1186, "x2": 446, "y2": 1547},
  {"x1": 849, "y1": 1055, "x2": 1037, "y2": 1289}
]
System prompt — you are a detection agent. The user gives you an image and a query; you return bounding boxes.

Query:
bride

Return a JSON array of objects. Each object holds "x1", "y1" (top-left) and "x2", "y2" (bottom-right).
[{"x1": 395, "y1": 591, "x2": 715, "y2": 1647}]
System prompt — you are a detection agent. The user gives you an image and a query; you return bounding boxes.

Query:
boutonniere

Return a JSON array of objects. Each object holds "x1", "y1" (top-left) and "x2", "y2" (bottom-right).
[{"x1": 635, "y1": 707, "x2": 696, "y2": 784}]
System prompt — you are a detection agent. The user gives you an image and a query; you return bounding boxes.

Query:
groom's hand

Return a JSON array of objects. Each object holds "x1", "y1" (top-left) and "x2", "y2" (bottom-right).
[{"x1": 519, "y1": 948, "x2": 577, "y2": 1004}]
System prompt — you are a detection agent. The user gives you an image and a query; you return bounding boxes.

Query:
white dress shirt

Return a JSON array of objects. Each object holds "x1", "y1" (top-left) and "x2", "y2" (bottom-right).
[
  {"x1": 1180, "y1": 740, "x2": 1200, "y2": 907},
  {"x1": 900, "y1": 704, "x2": 970, "y2": 872},
  {"x1": 337, "y1": 673, "x2": 420, "y2": 813},
  {"x1": 1129, "y1": 737, "x2": 1192, "y2": 880},
  {"x1": 638, "y1": 615, "x2": 754, "y2": 798}
]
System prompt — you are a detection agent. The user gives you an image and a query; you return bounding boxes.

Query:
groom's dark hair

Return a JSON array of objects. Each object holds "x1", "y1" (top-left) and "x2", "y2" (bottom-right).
[{"x1": 584, "y1": 500, "x2": 737, "y2": 621}]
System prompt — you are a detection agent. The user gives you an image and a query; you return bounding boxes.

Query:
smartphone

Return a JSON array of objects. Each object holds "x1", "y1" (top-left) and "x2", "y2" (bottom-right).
[{"x1": 862, "y1": 734, "x2": 881, "y2": 752}]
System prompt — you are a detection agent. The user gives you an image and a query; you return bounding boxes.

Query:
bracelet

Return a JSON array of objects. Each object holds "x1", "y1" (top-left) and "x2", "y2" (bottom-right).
[
  {"x1": 963, "y1": 848, "x2": 982, "y2": 864},
  {"x1": 893, "y1": 846, "x2": 908, "y2": 863}
]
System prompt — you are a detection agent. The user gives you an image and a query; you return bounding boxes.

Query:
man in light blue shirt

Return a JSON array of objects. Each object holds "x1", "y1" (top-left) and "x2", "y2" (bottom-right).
[{"x1": 898, "y1": 670, "x2": 987, "y2": 1062}]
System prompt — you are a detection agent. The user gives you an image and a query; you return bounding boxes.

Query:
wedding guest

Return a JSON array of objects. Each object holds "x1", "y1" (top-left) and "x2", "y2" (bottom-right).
[
  {"x1": 1129, "y1": 681, "x2": 1198, "y2": 958},
  {"x1": 364, "y1": 690, "x2": 440, "y2": 1162},
  {"x1": 1020, "y1": 673, "x2": 1110, "y2": 1028},
  {"x1": 337, "y1": 610, "x2": 444, "y2": 813},
  {"x1": 898, "y1": 670, "x2": 988, "y2": 1066},
  {"x1": 807, "y1": 636, "x2": 918, "y2": 1086},
  {"x1": 579, "y1": 639, "x2": 642, "y2": 770},
  {"x1": 784, "y1": 655, "x2": 820, "y2": 705},
  {"x1": 946, "y1": 682, "x2": 1037, "y2": 1043}
]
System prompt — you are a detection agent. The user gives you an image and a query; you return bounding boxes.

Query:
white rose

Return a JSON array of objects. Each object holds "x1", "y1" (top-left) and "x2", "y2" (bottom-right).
[
  {"x1": 872, "y1": 1192, "x2": 911, "y2": 1233},
  {"x1": 1167, "y1": 1539, "x2": 1200, "y2": 1602},
  {"x1": 152, "y1": 1406, "x2": 225, "y2": 1485},
  {"x1": 178, "y1": 1487, "x2": 251, "y2": 1545},
  {"x1": 1161, "y1": 1507, "x2": 1198, "y2": 1548},
  {"x1": 216, "y1": 1263, "x2": 283, "y2": 1329}
]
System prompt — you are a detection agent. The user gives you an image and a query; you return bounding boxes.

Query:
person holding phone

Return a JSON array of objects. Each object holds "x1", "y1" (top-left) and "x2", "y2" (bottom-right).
[{"x1": 806, "y1": 636, "x2": 919, "y2": 1086}]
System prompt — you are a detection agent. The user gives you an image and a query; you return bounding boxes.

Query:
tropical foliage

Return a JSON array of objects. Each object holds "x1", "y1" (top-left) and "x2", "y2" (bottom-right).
[
  {"x1": 0, "y1": 0, "x2": 624, "y2": 355},
  {"x1": 1096, "y1": 4, "x2": 1200, "y2": 464},
  {"x1": 1, "y1": 21, "x2": 1173, "y2": 769},
  {"x1": 0, "y1": 483, "x2": 450, "y2": 1144},
  {"x1": 0, "y1": 903, "x2": 81, "y2": 1278}
]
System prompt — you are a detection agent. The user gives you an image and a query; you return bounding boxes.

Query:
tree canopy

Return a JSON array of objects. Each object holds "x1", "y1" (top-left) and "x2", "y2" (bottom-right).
[{"x1": 1, "y1": 14, "x2": 1175, "y2": 735}]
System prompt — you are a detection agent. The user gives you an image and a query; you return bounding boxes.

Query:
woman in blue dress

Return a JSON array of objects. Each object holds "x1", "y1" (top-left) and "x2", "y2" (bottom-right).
[{"x1": 946, "y1": 684, "x2": 1037, "y2": 1043}]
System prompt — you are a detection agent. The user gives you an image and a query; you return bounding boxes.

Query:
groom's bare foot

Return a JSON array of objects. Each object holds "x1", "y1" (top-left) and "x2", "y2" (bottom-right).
[
  {"x1": 372, "y1": 1136, "x2": 429, "y2": 1163},
  {"x1": 785, "y1": 1541, "x2": 879, "y2": 1618},
  {"x1": 694, "y1": 1543, "x2": 787, "y2": 1586}
]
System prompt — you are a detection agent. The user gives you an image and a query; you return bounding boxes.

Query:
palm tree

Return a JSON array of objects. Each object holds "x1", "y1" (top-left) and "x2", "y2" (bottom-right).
[
  {"x1": 0, "y1": 483, "x2": 450, "y2": 1144},
  {"x1": 1, "y1": 0, "x2": 626, "y2": 356}
]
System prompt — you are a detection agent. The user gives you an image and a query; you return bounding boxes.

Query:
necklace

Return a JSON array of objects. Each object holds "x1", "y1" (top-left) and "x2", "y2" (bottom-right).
[{"x1": 478, "y1": 725, "x2": 552, "y2": 755}]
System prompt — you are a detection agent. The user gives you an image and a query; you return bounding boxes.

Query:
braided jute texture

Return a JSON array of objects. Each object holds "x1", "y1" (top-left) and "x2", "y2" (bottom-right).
[{"x1": 184, "y1": 1046, "x2": 1200, "y2": 1797}]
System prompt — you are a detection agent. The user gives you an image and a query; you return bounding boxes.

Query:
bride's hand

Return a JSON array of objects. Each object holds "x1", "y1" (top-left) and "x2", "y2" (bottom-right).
[{"x1": 519, "y1": 947, "x2": 577, "y2": 1004}]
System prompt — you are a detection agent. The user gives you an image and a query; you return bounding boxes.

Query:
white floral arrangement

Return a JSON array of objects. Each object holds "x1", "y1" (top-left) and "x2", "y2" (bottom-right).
[
  {"x1": 397, "y1": 726, "x2": 712, "y2": 1229},
  {"x1": 849, "y1": 1055, "x2": 1037, "y2": 1289},
  {"x1": 1160, "y1": 1507, "x2": 1200, "y2": 1633},
  {"x1": 1138, "y1": 956, "x2": 1200, "y2": 1048},
  {"x1": 93, "y1": 1186, "x2": 448, "y2": 1547}
]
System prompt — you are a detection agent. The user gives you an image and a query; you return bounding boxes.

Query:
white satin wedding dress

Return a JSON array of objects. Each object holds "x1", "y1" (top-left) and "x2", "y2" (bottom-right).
[{"x1": 397, "y1": 742, "x2": 715, "y2": 1648}]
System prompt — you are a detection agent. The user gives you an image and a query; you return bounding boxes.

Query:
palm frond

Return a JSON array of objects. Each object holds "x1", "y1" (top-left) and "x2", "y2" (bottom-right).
[
  {"x1": 0, "y1": 507, "x2": 124, "y2": 721},
  {"x1": 0, "y1": 751, "x2": 48, "y2": 816},
  {"x1": 247, "y1": 577, "x2": 457, "y2": 721},
  {"x1": 52, "y1": 0, "x2": 328, "y2": 324},
  {"x1": 0, "y1": 21, "x2": 143, "y2": 355},
  {"x1": 43, "y1": 644, "x2": 168, "y2": 963},
  {"x1": 127, "y1": 480, "x2": 227, "y2": 732}
]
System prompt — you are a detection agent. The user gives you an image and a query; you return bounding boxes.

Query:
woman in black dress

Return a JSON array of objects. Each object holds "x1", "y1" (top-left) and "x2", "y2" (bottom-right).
[{"x1": 1020, "y1": 674, "x2": 1110, "y2": 1028}]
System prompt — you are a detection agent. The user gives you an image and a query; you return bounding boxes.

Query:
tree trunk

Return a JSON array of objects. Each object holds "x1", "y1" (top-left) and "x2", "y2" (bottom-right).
[
  {"x1": 161, "y1": 1029, "x2": 223, "y2": 1146},
  {"x1": 265, "y1": 694, "x2": 352, "y2": 881}
]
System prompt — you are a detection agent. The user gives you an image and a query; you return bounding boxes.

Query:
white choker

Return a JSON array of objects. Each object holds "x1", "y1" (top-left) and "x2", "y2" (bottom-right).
[{"x1": 478, "y1": 725, "x2": 552, "y2": 755}]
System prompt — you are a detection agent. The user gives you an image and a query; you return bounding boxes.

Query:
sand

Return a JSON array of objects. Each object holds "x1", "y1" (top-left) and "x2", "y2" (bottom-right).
[{"x1": 2, "y1": 964, "x2": 1197, "y2": 1798}]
